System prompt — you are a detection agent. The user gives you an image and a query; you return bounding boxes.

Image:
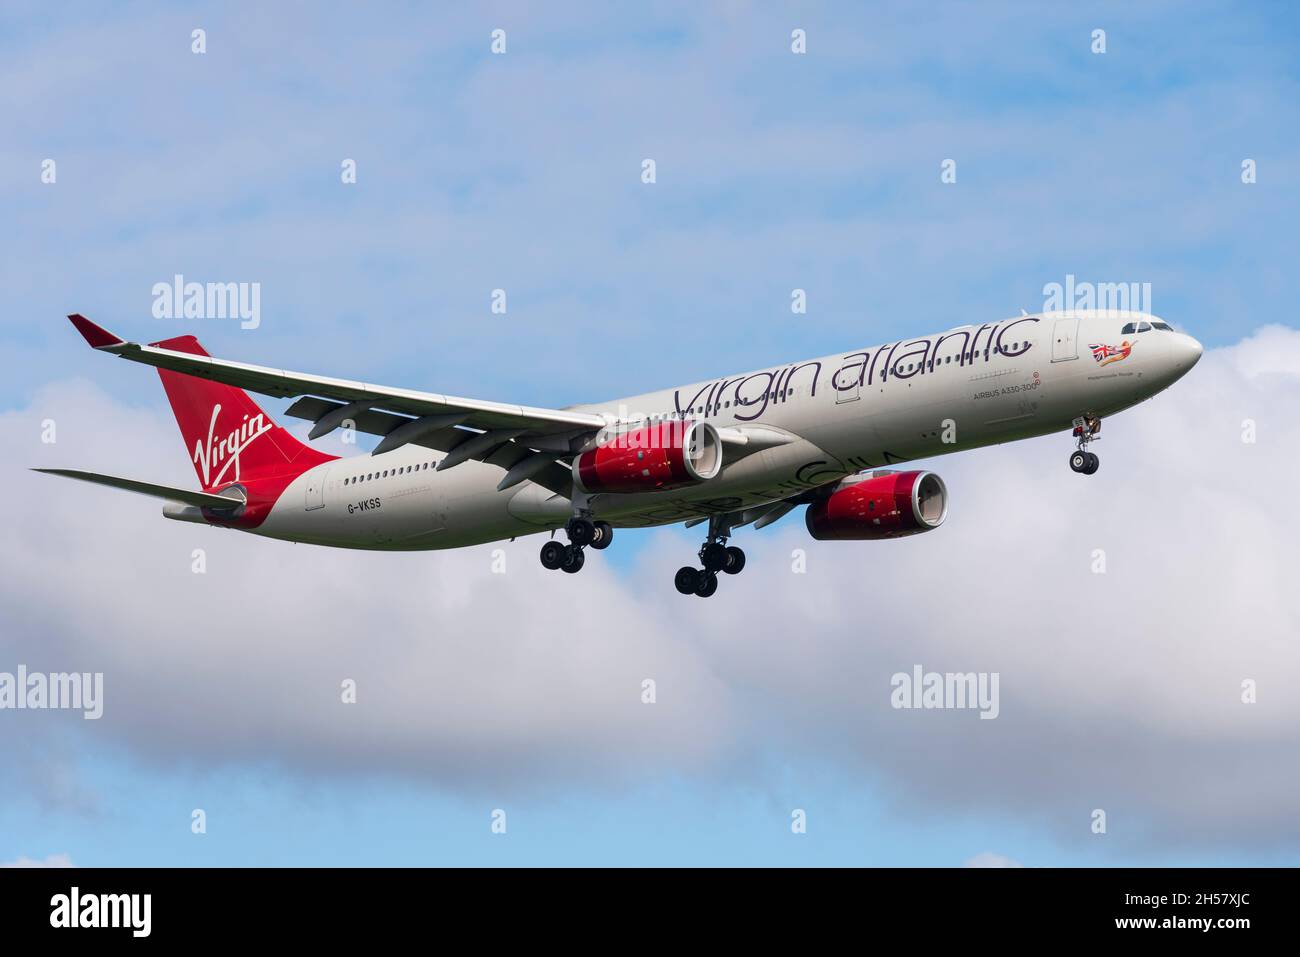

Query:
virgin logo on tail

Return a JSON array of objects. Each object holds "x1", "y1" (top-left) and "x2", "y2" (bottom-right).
[{"x1": 192, "y1": 404, "x2": 273, "y2": 487}]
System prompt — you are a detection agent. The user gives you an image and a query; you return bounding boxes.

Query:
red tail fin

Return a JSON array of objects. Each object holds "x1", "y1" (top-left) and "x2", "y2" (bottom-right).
[{"x1": 151, "y1": 335, "x2": 336, "y2": 491}]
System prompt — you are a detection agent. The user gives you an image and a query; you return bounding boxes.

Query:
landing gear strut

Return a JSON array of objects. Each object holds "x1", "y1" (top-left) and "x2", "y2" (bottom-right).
[
  {"x1": 675, "y1": 517, "x2": 746, "y2": 598},
  {"x1": 1069, "y1": 415, "x2": 1101, "y2": 475},
  {"x1": 538, "y1": 516, "x2": 613, "y2": 572}
]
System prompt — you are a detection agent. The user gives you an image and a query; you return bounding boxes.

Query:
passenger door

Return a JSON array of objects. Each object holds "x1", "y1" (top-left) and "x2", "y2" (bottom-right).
[
  {"x1": 304, "y1": 466, "x2": 328, "y2": 511},
  {"x1": 1051, "y1": 317, "x2": 1080, "y2": 362}
]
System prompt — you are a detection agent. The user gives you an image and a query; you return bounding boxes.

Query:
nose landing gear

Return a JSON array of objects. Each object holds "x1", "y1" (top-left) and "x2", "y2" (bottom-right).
[
  {"x1": 538, "y1": 516, "x2": 613, "y2": 573},
  {"x1": 1069, "y1": 415, "x2": 1101, "y2": 475},
  {"x1": 675, "y1": 518, "x2": 746, "y2": 598}
]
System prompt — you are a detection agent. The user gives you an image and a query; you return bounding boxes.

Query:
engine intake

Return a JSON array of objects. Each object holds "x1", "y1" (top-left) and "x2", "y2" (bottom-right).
[
  {"x1": 574, "y1": 420, "x2": 722, "y2": 493},
  {"x1": 805, "y1": 470, "x2": 948, "y2": 540}
]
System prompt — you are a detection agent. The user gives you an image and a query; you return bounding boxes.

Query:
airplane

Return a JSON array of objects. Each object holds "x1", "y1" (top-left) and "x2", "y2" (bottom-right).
[{"x1": 38, "y1": 310, "x2": 1201, "y2": 598}]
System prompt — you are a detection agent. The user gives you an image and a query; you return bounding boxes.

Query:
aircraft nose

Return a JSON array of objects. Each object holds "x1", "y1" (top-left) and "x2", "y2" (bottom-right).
[{"x1": 1164, "y1": 332, "x2": 1203, "y2": 381}]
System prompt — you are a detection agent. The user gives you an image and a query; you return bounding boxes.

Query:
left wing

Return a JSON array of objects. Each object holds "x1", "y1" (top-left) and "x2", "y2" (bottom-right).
[
  {"x1": 65, "y1": 315, "x2": 800, "y2": 497},
  {"x1": 68, "y1": 314, "x2": 607, "y2": 438},
  {"x1": 67, "y1": 315, "x2": 608, "y2": 491}
]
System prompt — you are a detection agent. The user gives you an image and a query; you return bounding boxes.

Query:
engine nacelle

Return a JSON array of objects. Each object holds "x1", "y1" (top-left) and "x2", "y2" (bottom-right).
[
  {"x1": 573, "y1": 420, "x2": 722, "y2": 493},
  {"x1": 805, "y1": 470, "x2": 948, "y2": 540}
]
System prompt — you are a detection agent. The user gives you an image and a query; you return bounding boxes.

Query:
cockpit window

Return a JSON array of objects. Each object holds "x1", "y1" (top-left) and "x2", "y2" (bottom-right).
[
  {"x1": 1150, "y1": 320, "x2": 1173, "y2": 331},
  {"x1": 1121, "y1": 321, "x2": 1155, "y2": 334}
]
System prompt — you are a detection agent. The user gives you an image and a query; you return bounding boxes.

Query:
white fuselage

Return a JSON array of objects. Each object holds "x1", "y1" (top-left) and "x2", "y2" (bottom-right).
[{"x1": 249, "y1": 311, "x2": 1201, "y2": 550}]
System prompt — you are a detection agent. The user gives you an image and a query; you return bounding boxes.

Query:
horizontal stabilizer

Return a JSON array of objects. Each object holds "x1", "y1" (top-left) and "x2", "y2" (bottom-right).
[{"x1": 33, "y1": 468, "x2": 246, "y2": 510}]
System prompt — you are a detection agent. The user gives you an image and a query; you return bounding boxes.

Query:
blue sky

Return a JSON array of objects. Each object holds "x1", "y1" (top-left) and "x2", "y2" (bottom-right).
[{"x1": 2, "y1": 2, "x2": 1299, "y2": 867}]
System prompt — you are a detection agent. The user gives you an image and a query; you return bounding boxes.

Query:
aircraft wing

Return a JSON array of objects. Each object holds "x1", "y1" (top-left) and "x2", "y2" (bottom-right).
[
  {"x1": 67, "y1": 314, "x2": 608, "y2": 440},
  {"x1": 64, "y1": 315, "x2": 797, "y2": 498}
]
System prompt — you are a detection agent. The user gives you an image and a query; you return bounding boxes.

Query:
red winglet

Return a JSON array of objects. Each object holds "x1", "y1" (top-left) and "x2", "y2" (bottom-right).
[{"x1": 67, "y1": 314, "x2": 125, "y2": 349}]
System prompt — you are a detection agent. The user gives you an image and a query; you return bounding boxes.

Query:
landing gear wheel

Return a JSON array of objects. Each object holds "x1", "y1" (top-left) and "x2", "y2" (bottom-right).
[
  {"x1": 589, "y1": 521, "x2": 614, "y2": 550},
  {"x1": 539, "y1": 540, "x2": 565, "y2": 570},
  {"x1": 694, "y1": 571, "x2": 719, "y2": 598},
  {"x1": 567, "y1": 518, "x2": 595, "y2": 547},
  {"x1": 700, "y1": 542, "x2": 728, "y2": 572},
  {"x1": 674, "y1": 566, "x2": 700, "y2": 595},
  {"x1": 722, "y1": 546, "x2": 746, "y2": 575},
  {"x1": 560, "y1": 544, "x2": 586, "y2": 574},
  {"x1": 1069, "y1": 450, "x2": 1089, "y2": 473},
  {"x1": 1084, "y1": 452, "x2": 1100, "y2": 475}
]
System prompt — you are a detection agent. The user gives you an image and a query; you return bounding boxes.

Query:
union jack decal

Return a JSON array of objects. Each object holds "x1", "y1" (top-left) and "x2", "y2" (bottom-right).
[{"x1": 1088, "y1": 340, "x2": 1133, "y2": 367}]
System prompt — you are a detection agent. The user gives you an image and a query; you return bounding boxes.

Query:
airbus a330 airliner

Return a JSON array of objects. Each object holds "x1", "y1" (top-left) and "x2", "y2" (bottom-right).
[{"x1": 40, "y1": 310, "x2": 1200, "y2": 597}]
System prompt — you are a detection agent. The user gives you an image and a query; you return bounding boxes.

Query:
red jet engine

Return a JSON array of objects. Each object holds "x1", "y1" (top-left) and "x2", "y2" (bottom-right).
[
  {"x1": 805, "y1": 470, "x2": 948, "y2": 540},
  {"x1": 573, "y1": 420, "x2": 722, "y2": 493}
]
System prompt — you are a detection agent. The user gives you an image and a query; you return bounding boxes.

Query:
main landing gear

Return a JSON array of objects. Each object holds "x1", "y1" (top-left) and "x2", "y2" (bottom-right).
[
  {"x1": 539, "y1": 516, "x2": 612, "y2": 574},
  {"x1": 675, "y1": 517, "x2": 746, "y2": 598},
  {"x1": 1069, "y1": 414, "x2": 1101, "y2": 475}
]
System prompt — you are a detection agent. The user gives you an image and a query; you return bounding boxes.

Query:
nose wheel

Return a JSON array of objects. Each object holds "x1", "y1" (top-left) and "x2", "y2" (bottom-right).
[
  {"x1": 1069, "y1": 450, "x2": 1099, "y2": 474},
  {"x1": 538, "y1": 517, "x2": 613, "y2": 573},
  {"x1": 675, "y1": 518, "x2": 746, "y2": 597},
  {"x1": 1069, "y1": 415, "x2": 1101, "y2": 475}
]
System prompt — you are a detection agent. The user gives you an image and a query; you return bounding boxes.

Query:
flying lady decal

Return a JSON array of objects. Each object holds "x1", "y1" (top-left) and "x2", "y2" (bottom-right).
[{"x1": 1088, "y1": 340, "x2": 1133, "y2": 367}]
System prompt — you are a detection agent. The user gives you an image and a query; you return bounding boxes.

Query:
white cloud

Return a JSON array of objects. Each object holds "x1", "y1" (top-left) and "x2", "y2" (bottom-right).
[
  {"x1": 1, "y1": 854, "x2": 74, "y2": 868},
  {"x1": 2, "y1": 326, "x2": 1299, "y2": 855},
  {"x1": 2, "y1": 381, "x2": 734, "y2": 792},
  {"x1": 963, "y1": 852, "x2": 1023, "y2": 868}
]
